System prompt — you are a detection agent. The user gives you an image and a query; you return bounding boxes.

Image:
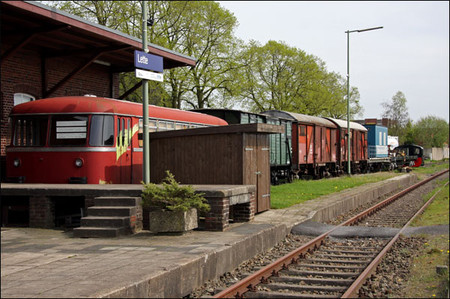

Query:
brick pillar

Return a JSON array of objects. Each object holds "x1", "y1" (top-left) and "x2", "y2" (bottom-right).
[
  {"x1": 233, "y1": 192, "x2": 256, "y2": 222},
  {"x1": 204, "y1": 197, "x2": 229, "y2": 231},
  {"x1": 29, "y1": 196, "x2": 55, "y2": 228}
]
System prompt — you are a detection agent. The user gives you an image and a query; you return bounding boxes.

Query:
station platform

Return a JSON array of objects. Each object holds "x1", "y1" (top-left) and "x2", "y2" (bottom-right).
[{"x1": 1, "y1": 173, "x2": 419, "y2": 298}]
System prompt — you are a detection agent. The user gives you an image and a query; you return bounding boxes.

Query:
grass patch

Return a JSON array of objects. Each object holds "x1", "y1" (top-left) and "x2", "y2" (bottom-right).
[
  {"x1": 399, "y1": 171, "x2": 449, "y2": 298},
  {"x1": 270, "y1": 160, "x2": 448, "y2": 210},
  {"x1": 411, "y1": 182, "x2": 449, "y2": 227},
  {"x1": 270, "y1": 172, "x2": 400, "y2": 209},
  {"x1": 413, "y1": 160, "x2": 449, "y2": 179},
  {"x1": 398, "y1": 235, "x2": 449, "y2": 298}
]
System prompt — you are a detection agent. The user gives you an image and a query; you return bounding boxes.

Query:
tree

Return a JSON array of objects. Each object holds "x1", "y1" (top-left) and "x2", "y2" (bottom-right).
[
  {"x1": 41, "y1": 1, "x2": 240, "y2": 109},
  {"x1": 148, "y1": 1, "x2": 239, "y2": 109},
  {"x1": 403, "y1": 120, "x2": 415, "y2": 145},
  {"x1": 381, "y1": 91, "x2": 410, "y2": 143},
  {"x1": 40, "y1": 1, "x2": 365, "y2": 115},
  {"x1": 411, "y1": 116, "x2": 449, "y2": 147},
  {"x1": 234, "y1": 40, "x2": 362, "y2": 117},
  {"x1": 314, "y1": 72, "x2": 363, "y2": 119}
]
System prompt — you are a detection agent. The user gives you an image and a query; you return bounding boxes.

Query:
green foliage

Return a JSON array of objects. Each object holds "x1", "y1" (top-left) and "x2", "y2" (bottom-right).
[
  {"x1": 410, "y1": 182, "x2": 449, "y2": 227},
  {"x1": 149, "y1": 1, "x2": 240, "y2": 109},
  {"x1": 411, "y1": 116, "x2": 449, "y2": 147},
  {"x1": 234, "y1": 40, "x2": 362, "y2": 117},
  {"x1": 403, "y1": 120, "x2": 415, "y2": 145},
  {"x1": 40, "y1": 0, "x2": 365, "y2": 116},
  {"x1": 141, "y1": 171, "x2": 210, "y2": 213},
  {"x1": 381, "y1": 91, "x2": 410, "y2": 144},
  {"x1": 411, "y1": 160, "x2": 449, "y2": 179}
]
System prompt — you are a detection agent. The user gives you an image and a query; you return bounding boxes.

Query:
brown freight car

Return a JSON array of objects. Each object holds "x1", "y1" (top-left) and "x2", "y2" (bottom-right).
[
  {"x1": 325, "y1": 117, "x2": 368, "y2": 174},
  {"x1": 262, "y1": 111, "x2": 338, "y2": 178}
]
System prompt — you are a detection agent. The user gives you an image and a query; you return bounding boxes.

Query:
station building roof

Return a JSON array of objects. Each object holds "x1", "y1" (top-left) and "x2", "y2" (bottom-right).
[{"x1": 0, "y1": 1, "x2": 196, "y2": 72}]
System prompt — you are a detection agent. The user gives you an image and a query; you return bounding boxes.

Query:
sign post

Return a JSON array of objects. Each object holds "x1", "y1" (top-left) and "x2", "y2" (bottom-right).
[
  {"x1": 138, "y1": 1, "x2": 163, "y2": 184},
  {"x1": 141, "y1": 1, "x2": 150, "y2": 184}
]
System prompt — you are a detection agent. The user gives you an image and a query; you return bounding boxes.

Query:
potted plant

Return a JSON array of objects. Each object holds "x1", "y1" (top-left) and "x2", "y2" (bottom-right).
[{"x1": 141, "y1": 171, "x2": 210, "y2": 233}]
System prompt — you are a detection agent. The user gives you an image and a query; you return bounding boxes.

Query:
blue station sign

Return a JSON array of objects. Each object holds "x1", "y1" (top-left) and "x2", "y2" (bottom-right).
[{"x1": 134, "y1": 50, "x2": 163, "y2": 73}]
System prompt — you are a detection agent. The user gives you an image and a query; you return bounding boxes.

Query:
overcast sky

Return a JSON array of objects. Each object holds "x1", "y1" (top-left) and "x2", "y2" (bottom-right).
[{"x1": 218, "y1": 1, "x2": 449, "y2": 123}]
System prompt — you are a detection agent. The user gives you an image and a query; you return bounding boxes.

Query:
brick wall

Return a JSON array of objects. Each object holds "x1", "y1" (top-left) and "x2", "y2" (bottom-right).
[
  {"x1": 29, "y1": 196, "x2": 55, "y2": 228},
  {"x1": 1, "y1": 48, "x2": 120, "y2": 179},
  {"x1": 232, "y1": 191, "x2": 256, "y2": 222}
]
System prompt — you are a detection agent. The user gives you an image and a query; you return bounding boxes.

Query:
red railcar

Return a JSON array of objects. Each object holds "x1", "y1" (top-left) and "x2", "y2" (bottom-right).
[
  {"x1": 325, "y1": 118, "x2": 368, "y2": 173},
  {"x1": 262, "y1": 111, "x2": 338, "y2": 178},
  {"x1": 6, "y1": 96, "x2": 227, "y2": 184}
]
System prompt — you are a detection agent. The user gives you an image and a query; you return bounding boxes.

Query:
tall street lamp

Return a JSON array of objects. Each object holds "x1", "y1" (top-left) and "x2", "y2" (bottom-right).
[{"x1": 345, "y1": 26, "x2": 383, "y2": 175}]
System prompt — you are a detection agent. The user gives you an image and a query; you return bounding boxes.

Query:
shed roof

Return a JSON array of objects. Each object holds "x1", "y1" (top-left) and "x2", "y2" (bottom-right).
[
  {"x1": 0, "y1": 1, "x2": 196, "y2": 71},
  {"x1": 149, "y1": 123, "x2": 285, "y2": 140}
]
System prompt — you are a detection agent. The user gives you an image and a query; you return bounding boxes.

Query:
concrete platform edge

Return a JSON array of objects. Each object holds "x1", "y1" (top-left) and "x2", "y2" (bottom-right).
[{"x1": 99, "y1": 224, "x2": 290, "y2": 298}]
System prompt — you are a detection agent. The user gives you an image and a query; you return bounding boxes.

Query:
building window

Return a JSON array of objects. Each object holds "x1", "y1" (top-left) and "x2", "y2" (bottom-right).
[{"x1": 14, "y1": 93, "x2": 35, "y2": 106}]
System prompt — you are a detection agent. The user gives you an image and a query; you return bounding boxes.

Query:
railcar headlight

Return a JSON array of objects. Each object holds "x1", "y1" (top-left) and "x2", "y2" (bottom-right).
[
  {"x1": 75, "y1": 158, "x2": 84, "y2": 168},
  {"x1": 13, "y1": 158, "x2": 21, "y2": 167}
]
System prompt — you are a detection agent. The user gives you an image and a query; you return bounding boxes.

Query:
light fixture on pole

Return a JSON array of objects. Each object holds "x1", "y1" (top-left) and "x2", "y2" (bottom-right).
[{"x1": 345, "y1": 26, "x2": 383, "y2": 175}]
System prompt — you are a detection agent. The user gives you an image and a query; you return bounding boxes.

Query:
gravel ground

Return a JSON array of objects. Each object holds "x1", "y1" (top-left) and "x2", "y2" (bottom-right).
[
  {"x1": 185, "y1": 234, "x2": 315, "y2": 298},
  {"x1": 358, "y1": 235, "x2": 426, "y2": 298}
]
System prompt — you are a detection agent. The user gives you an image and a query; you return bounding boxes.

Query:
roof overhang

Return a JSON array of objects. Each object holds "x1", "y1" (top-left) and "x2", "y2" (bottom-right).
[{"x1": 0, "y1": 1, "x2": 196, "y2": 72}]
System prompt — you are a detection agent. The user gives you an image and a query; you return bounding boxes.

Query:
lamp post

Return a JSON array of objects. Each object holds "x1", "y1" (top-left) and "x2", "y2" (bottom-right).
[{"x1": 345, "y1": 26, "x2": 383, "y2": 175}]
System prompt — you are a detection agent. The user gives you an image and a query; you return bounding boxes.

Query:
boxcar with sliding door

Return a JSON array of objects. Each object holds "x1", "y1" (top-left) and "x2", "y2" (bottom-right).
[
  {"x1": 325, "y1": 118, "x2": 368, "y2": 173},
  {"x1": 263, "y1": 110, "x2": 338, "y2": 178}
]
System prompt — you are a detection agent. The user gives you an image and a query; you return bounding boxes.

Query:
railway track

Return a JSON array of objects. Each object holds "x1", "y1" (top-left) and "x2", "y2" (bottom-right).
[{"x1": 213, "y1": 169, "x2": 449, "y2": 298}]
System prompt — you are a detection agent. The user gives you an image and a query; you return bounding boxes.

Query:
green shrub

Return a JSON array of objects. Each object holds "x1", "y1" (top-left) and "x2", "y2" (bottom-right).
[{"x1": 141, "y1": 171, "x2": 210, "y2": 213}]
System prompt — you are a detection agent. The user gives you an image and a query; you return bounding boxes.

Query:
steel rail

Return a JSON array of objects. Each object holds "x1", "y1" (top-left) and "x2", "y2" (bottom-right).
[
  {"x1": 214, "y1": 169, "x2": 448, "y2": 298},
  {"x1": 213, "y1": 233, "x2": 328, "y2": 298},
  {"x1": 342, "y1": 169, "x2": 449, "y2": 226},
  {"x1": 342, "y1": 172, "x2": 449, "y2": 298}
]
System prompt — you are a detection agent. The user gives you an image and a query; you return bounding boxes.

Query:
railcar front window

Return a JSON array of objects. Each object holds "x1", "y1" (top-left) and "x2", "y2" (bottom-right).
[
  {"x1": 50, "y1": 115, "x2": 88, "y2": 146},
  {"x1": 89, "y1": 115, "x2": 114, "y2": 146},
  {"x1": 13, "y1": 116, "x2": 48, "y2": 146}
]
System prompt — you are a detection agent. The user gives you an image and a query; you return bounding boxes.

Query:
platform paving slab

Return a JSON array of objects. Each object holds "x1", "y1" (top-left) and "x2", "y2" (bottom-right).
[{"x1": 1, "y1": 173, "x2": 423, "y2": 298}]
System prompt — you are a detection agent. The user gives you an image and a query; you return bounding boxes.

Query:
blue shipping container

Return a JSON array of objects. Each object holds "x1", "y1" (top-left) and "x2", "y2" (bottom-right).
[{"x1": 364, "y1": 124, "x2": 388, "y2": 158}]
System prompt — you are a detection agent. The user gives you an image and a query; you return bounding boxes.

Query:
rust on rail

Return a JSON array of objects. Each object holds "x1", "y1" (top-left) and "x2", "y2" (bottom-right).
[
  {"x1": 342, "y1": 169, "x2": 448, "y2": 298},
  {"x1": 342, "y1": 169, "x2": 449, "y2": 227},
  {"x1": 214, "y1": 169, "x2": 448, "y2": 298}
]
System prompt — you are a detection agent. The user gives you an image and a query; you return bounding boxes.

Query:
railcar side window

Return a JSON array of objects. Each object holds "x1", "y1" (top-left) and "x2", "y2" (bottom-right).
[
  {"x1": 50, "y1": 115, "x2": 88, "y2": 146},
  {"x1": 149, "y1": 120, "x2": 157, "y2": 132},
  {"x1": 13, "y1": 116, "x2": 48, "y2": 146},
  {"x1": 89, "y1": 115, "x2": 114, "y2": 146}
]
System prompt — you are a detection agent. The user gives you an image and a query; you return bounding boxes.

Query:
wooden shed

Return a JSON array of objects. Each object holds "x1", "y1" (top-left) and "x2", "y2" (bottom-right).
[{"x1": 149, "y1": 123, "x2": 284, "y2": 213}]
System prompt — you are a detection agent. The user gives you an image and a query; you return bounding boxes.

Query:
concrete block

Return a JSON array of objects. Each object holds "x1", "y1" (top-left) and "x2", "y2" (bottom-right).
[{"x1": 149, "y1": 209, "x2": 198, "y2": 233}]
